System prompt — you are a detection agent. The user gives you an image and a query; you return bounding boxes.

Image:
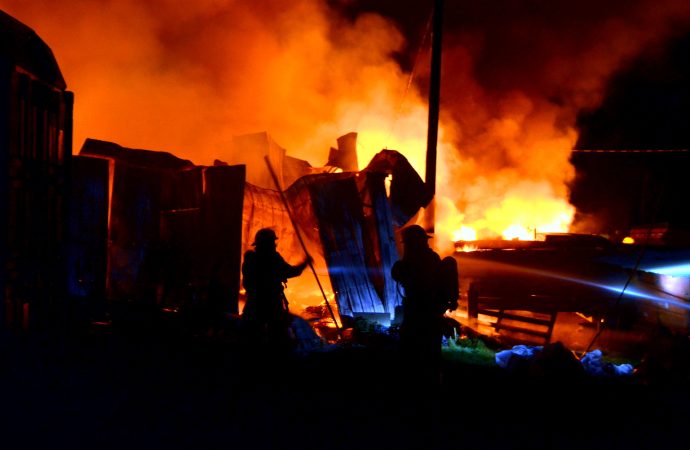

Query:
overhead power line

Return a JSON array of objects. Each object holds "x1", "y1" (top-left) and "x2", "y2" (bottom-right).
[{"x1": 572, "y1": 149, "x2": 690, "y2": 153}]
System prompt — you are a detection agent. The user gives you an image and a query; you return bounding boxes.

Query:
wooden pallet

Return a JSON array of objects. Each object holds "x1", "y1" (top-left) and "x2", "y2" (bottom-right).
[
  {"x1": 468, "y1": 282, "x2": 558, "y2": 343},
  {"x1": 478, "y1": 308, "x2": 558, "y2": 343}
]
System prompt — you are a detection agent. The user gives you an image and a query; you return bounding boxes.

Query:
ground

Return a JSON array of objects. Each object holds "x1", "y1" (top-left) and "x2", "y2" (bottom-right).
[{"x1": 1, "y1": 316, "x2": 690, "y2": 450}]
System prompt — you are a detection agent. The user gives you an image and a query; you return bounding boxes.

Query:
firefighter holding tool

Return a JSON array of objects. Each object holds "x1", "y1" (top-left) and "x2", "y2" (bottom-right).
[{"x1": 241, "y1": 228, "x2": 311, "y2": 350}]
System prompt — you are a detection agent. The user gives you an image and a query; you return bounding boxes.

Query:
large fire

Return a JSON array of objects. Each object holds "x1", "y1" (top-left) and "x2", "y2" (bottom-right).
[
  {"x1": 352, "y1": 100, "x2": 578, "y2": 253},
  {"x1": 3, "y1": 0, "x2": 690, "y2": 259}
]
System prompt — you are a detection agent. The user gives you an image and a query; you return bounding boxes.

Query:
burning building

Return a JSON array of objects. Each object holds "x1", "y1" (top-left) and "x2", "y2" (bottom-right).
[
  {"x1": 0, "y1": 8, "x2": 430, "y2": 337},
  {"x1": 4, "y1": 1, "x2": 690, "y2": 350},
  {"x1": 71, "y1": 132, "x2": 432, "y2": 329}
]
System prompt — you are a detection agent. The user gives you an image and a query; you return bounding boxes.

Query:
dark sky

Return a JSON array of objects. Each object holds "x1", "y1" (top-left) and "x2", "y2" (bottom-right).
[
  {"x1": 572, "y1": 30, "x2": 690, "y2": 234},
  {"x1": 576, "y1": 30, "x2": 690, "y2": 150}
]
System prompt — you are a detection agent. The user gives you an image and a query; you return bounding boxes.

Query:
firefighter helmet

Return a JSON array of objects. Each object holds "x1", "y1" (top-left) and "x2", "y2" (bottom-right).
[
  {"x1": 401, "y1": 224, "x2": 431, "y2": 244},
  {"x1": 252, "y1": 228, "x2": 278, "y2": 246}
]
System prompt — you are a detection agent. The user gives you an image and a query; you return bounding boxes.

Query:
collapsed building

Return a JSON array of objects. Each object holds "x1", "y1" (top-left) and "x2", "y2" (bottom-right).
[
  {"x1": 71, "y1": 132, "x2": 433, "y2": 329},
  {"x1": 0, "y1": 9, "x2": 434, "y2": 337}
]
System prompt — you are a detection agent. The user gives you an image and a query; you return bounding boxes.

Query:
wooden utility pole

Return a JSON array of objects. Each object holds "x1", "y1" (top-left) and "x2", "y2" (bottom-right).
[{"x1": 424, "y1": 0, "x2": 444, "y2": 234}]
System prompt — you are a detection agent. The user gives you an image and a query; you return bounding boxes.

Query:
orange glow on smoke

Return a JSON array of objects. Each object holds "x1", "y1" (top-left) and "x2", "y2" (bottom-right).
[{"x1": 4, "y1": 0, "x2": 690, "y2": 265}]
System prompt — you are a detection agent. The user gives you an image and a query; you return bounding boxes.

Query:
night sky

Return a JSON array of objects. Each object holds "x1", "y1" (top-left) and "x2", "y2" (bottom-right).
[
  {"x1": 576, "y1": 30, "x2": 690, "y2": 150},
  {"x1": 572, "y1": 29, "x2": 690, "y2": 235}
]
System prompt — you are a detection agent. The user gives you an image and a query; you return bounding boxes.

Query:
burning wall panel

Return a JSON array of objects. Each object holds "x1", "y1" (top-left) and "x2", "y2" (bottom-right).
[
  {"x1": 241, "y1": 173, "x2": 334, "y2": 266},
  {"x1": 309, "y1": 176, "x2": 387, "y2": 317},
  {"x1": 240, "y1": 179, "x2": 332, "y2": 313},
  {"x1": 327, "y1": 132, "x2": 359, "y2": 172},
  {"x1": 282, "y1": 155, "x2": 313, "y2": 189},
  {"x1": 242, "y1": 183, "x2": 300, "y2": 256},
  {"x1": 360, "y1": 172, "x2": 401, "y2": 316},
  {"x1": 226, "y1": 132, "x2": 286, "y2": 190},
  {"x1": 284, "y1": 177, "x2": 327, "y2": 256},
  {"x1": 364, "y1": 150, "x2": 432, "y2": 227},
  {"x1": 240, "y1": 169, "x2": 402, "y2": 320}
]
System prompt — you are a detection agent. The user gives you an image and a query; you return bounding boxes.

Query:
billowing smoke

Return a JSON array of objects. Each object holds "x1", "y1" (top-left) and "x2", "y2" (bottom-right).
[
  {"x1": 0, "y1": 0, "x2": 414, "y2": 164},
  {"x1": 428, "y1": 0, "x2": 690, "y2": 248},
  {"x1": 3, "y1": 0, "x2": 690, "y2": 251}
]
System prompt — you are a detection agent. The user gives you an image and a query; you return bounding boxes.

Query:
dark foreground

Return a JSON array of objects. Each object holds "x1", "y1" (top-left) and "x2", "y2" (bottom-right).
[{"x1": 2, "y1": 320, "x2": 689, "y2": 450}]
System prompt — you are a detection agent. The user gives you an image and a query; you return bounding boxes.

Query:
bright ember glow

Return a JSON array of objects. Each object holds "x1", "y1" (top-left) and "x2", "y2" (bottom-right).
[
  {"x1": 452, "y1": 226, "x2": 477, "y2": 242},
  {"x1": 434, "y1": 177, "x2": 575, "y2": 251},
  {"x1": 502, "y1": 224, "x2": 533, "y2": 241}
]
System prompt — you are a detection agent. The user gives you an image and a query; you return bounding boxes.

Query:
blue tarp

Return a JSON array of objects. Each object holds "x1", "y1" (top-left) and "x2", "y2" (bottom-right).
[{"x1": 496, "y1": 344, "x2": 634, "y2": 376}]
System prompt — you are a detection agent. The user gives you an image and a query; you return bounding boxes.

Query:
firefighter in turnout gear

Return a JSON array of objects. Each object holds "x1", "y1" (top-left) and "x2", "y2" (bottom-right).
[
  {"x1": 392, "y1": 224, "x2": 458, "y2": 368},
  {"x1": 241, "y1": 228, "x2": 311, "y2": 350}
]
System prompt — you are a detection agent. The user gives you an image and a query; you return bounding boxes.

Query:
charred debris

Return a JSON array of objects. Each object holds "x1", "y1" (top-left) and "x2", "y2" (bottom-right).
[
  {"x1": 1, "y1": 9, "x2": 442, "y2": 343},
  {"x1": 68, "y1": 134, "x2": 434, "y2": 339}
]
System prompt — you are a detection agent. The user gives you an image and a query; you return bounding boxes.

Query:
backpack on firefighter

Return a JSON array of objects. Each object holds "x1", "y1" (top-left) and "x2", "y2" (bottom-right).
[{"x1": 437, "y1": 256, "x2": 459, "y2": 314}]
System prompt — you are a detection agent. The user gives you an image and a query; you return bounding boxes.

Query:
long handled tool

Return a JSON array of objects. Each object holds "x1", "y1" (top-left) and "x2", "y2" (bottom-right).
[{"x1": 264, "y1": 156, "x2": 341, "y2": 335}]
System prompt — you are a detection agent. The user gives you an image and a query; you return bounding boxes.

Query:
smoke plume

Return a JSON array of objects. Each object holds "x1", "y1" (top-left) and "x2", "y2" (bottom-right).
[
  {"x1": 3, "y1": 0, "x2": 690, "y2": 250},
  {"x1": 0, "y1": 0, "x2": 413, "y2": 164},
  {"x1": 431, "y1": 0, "x2": 690, "y2": 247}
]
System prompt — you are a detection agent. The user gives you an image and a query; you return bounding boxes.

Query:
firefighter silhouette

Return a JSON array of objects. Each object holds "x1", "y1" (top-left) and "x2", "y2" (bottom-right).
[
  {"x1": 392, "y1": 225, "x2": 448, "y2": 364},
  {"x1": 241, "y1": 228, "x2": 311, "y2": 349}
]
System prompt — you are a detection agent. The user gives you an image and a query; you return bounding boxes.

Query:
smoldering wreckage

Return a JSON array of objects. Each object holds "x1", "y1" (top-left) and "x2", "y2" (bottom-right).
[
  {"x1": 3, "y1": 7, "x2": 690, "y2": 382},
  {"x1": 71, "y1": 132, "x2": 427, "y2": 344},
  {"x1": 40, "y1": 127, "x2": 644, "y2": 377}
]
